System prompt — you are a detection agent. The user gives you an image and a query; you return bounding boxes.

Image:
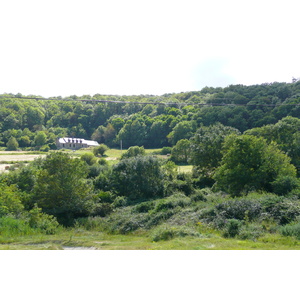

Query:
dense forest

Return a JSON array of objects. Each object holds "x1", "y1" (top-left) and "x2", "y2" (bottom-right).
[
  {"x1": 2, "y1": 81, "x2": 300, "y2": 248},
  {"x1": 2, "y1": 80, "x2": 300, "y2": 150}
]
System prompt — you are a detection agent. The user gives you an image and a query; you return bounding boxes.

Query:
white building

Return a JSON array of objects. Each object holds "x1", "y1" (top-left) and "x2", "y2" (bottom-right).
[{"x1": 56, "y1": 137, "x2": 99, "y2": 150}]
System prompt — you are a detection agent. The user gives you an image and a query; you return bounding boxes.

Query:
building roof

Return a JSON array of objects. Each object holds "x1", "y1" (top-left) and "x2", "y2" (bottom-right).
[{"x1": 58, "y1": 137, "x2": 99, "y2": 146}]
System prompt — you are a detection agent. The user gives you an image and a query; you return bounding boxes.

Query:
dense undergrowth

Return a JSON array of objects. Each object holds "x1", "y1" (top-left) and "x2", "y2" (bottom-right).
[{"x1": 74, "y1": 190, "x2": 300, "y2": 244}]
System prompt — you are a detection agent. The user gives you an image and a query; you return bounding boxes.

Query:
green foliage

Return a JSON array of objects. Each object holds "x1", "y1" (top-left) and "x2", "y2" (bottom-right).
[
  {"x1": 32, "y1": 152, "x2": 96, "y2": 225},
  {"x1": 161, "y1": 147, "x2": 172, "y2": 155},
  {"x1": 120, "y1": 146, "x2": 145, "y2": 160},
  {"x1": 167, "y1": 120, "x2": 196, "y2": 145},
  {"x1": 223, "y1": 219, "x2": 242, "y2": 238},
  {"x1": 80, "y1": 152, "x2": 97, "y2": 166},
  {"x1": 6, "y1": 136, "x2": 19, "y2": 150},
  {"x1": 0, "y1": 216, "x2": 36, "y2": 238},
  {"x1": 215, "y1": 199, "x2": 262, "y2": 221},
  {"x1": 171, "y1": 139, "x2": 191, "y2": 164},
  {"x1": 280, "y1": 222, "x2": 300, "y2": 239},
  {"x1": 153, "y1": 193, "x2": 191, "y2": 213},
  {"x1": 112, "y1": 155, "x2": 164, "y2": 200},
  {"x1": 190, "y1": 123, "x2": 240, "y2": 173},
  {"x1": 151, "y1": 225, "x2": 201, "y2": 242},
  {"x1": 28, "y1": 204, "x2": 60, "y2": 234},
  {"x1": 271, "y1": 176, "x2": 300, "y2": 195},
  {"x1": 93, "y1": 144, "x2": 109, "y2": 156},
  {"x1": 190, "y1": 190, "x2": 207, "y2": 202},
  {"x1": 214, "y1": 135, "x2": 297, "y2": 196},
  {"x1": 0, "y1": 183, "x2": 24, "y2": 217}
]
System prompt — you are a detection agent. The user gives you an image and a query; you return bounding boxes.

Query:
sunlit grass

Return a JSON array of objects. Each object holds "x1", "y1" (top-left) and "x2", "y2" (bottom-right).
[
  {"x1": 1, "y1": 227, "x2": 300, "y2": 250},
  {"x1": 177, "y1": 165, "x2": 193, "y2": 173}
]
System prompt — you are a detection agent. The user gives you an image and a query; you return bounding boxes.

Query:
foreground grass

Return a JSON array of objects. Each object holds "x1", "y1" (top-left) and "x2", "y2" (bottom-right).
[{"x1": 1, "y1": 228, "x2": 300, "y2": 250}]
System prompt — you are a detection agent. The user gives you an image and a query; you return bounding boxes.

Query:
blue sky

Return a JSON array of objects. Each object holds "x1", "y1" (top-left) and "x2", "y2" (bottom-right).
[{"x1": 0, "y1": 0, "x2": 299, "y2": 97}]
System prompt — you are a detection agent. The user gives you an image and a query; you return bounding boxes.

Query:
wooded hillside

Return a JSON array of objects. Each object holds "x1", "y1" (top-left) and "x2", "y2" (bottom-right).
[{"x1": 1, "y1": 81, "x2": 300, "y2": 150}]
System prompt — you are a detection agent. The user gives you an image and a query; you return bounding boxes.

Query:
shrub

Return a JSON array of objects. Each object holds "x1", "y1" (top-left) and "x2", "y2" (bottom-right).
[
  {"x1": 112, "y1": 196, "x2": 128, "y2": 208},
  {"x1": 40, "y1": 145, "x2": 50, "y2": 152},
  {"x1": 81, "y1": 153, "x2": 97, "y2": 166},
  {"x1": 215, "y1": 199, "x2": 262, "y2": 221},
  {"x1": 280, "y1": 222, "x2": 300, "y2": 239},
  {"x1": 0, "y1": 216, "x2": 35, "y2": 237},
  {"x1": 223, "y1": 219, "x2": 242, "y2": 238},
  {"x1": 98, "y1": 158, "x2": 108, "y2": 165},
  {"x1": 161, "y1": 147, "x2": 172, "y2": 155},
  {"x1": 28, "y1": 204, "x2": 60, "y2": 234},
  {"x1": 271, "y1": 176, "x2": 300, "y2": 195},
  {"x1": 0, "y1": 183, "x2": 24, "y2": 217},
  {"x1": 153, "y1": 194, "x2": 191, "y2": 213},
  {"x1": 133, "y1": 201, "x2": 155, "y2": 213},
  {"x1": 93, "y1": 144, "x2": 109, "y2": 157},
  {"x1": 151, "y1": 225, "x2": 201, "y2": 242},
  {"x1": 120, "y1": 146, "x2": 145, "y2": 160},
  {"x1": 191, "y1": 190, "x2": 207, "y2": 202},
  {"x1": 238, "y1": 223, "x2": 265, "y2": 240}
]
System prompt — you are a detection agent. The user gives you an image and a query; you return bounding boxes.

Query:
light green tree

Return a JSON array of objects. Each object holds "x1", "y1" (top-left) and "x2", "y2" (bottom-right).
[
  {"x1": 6, "y1": 136, "x2": 19, "y2": 150},
  {"x1": 214, "y1": 135, "x2": 297, "y2": 196}
]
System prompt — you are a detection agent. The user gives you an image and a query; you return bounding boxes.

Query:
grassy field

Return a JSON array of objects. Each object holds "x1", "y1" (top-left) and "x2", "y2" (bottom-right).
[{"x1": 1, "y1": 227, "x2": 300, "y2": 250}]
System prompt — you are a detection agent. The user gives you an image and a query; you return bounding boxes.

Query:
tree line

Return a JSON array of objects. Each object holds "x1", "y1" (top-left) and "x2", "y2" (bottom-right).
[{"x1": 1, "y1": 81, "x2": 300, "y2": 150}]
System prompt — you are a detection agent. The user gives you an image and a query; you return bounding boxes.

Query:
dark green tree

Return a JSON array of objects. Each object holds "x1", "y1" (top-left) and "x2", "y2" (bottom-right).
[
  {"x1": 190, "y1": 123, "x2": 240, "y2": 174},
  {"x1": 111, "y1": 155, "x2": 164, "y2": 200}
]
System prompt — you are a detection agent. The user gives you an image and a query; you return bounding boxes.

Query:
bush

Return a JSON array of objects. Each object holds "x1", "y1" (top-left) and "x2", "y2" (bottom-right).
[
  {"x1": 151, "y1": 225, "x2": 201, "y2": 242},
  {"x1": 238, "y1": 223, "x2": 265, "y2": 240},
  {"x1": 28, "y1": 204, "x2": 60, "y2": 234},
  {"x1": 223, "y1": 219, "x2": 242, "y2": 238},
  {"x1": 280, "y1": 222, "x2": 300, "y2": 239},
  {"x1": 40, "y1": 145, "x2": 50, "y2": 152},
  {"x1": 190, "y1": 190, "x2": 207, "y2": 202},
  {"x1": 215, "y1": 199, "x2": 262, "y2": 221},
  {"x1": 112, "y1": 196, "x2": 128, "y2": 208},
  {"x1": 271, "y1": 176, "x2": 300, "y2": 195},
  {"x1": 93, "y1": 144, "x2": 109, "y2": 157},
  {"x1": 0, "y1": 216, "x2": 35, "y2": 237},
  {"x1": 153, "y1": 194, "x2": 191, "y2": 213},
  {"x1": 98, "y1": 158, "x2": 108, "y2": 165},
  {"x1": 120, "y1": 146, "x2": 145, "y2": 160},
  {"x1": 81, "y1": 153, "x2": 97, "y2": 166},
  {"x1": 133, "y1": 201, "x2": 155, "y2": 213},
  {"x1": 161, "y1": 147, "x2": 172, "y2": 155}
]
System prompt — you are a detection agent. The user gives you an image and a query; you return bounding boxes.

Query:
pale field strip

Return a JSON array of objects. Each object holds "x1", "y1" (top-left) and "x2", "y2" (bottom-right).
[{"x1": 0, "y1": 151, "x2": 46, "y2": 172}]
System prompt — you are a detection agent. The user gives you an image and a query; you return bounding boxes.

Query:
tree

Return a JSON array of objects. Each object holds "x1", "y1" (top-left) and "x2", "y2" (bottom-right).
[
  {"x1": 214, "y1": 135, "x2": 297, "y2": 196},
  {"x1": 171, "y1": 139, "x2": 191, "y2": 164},
  {"x1": 190, "y1": 123, "x2": 240, "y2": 173},
  {"x1": 32, "y1": 152, "x2": 95, "y2": 225},
  {"x1": 6, "y1": 137, "x2": 19, "y2": 150},
  {"x1": 111, "y1": 156, "x2": 164, "y2": 200},
  {"x1": 120, "y1": 146, "x2": 145, "y2": 160},
  {"x1": 0, "y1": 183, "x2": 24, "y2": 217},
  {"x1": 81, "y1": 153, "x2": 97, "y2": 165},
  {"x1": 33, "y1": 131, "x2": 47, "y2": 147},
  {"x1": 93, "y1": 144, "x2": 109, "y2": 157},
  {"x1": 167, "y1": 121, "x2": 196, "y2": 145}
]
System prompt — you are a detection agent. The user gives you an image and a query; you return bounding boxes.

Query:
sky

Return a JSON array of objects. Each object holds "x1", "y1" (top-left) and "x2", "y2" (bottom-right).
[{"x1": 0, "y1": 0, "x2": 299, "y2": 97}]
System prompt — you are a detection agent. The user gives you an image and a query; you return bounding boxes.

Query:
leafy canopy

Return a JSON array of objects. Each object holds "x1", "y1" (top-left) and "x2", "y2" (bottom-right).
[{"x1": 214, "y1": 135, "x2": 297, "y2": 196}]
